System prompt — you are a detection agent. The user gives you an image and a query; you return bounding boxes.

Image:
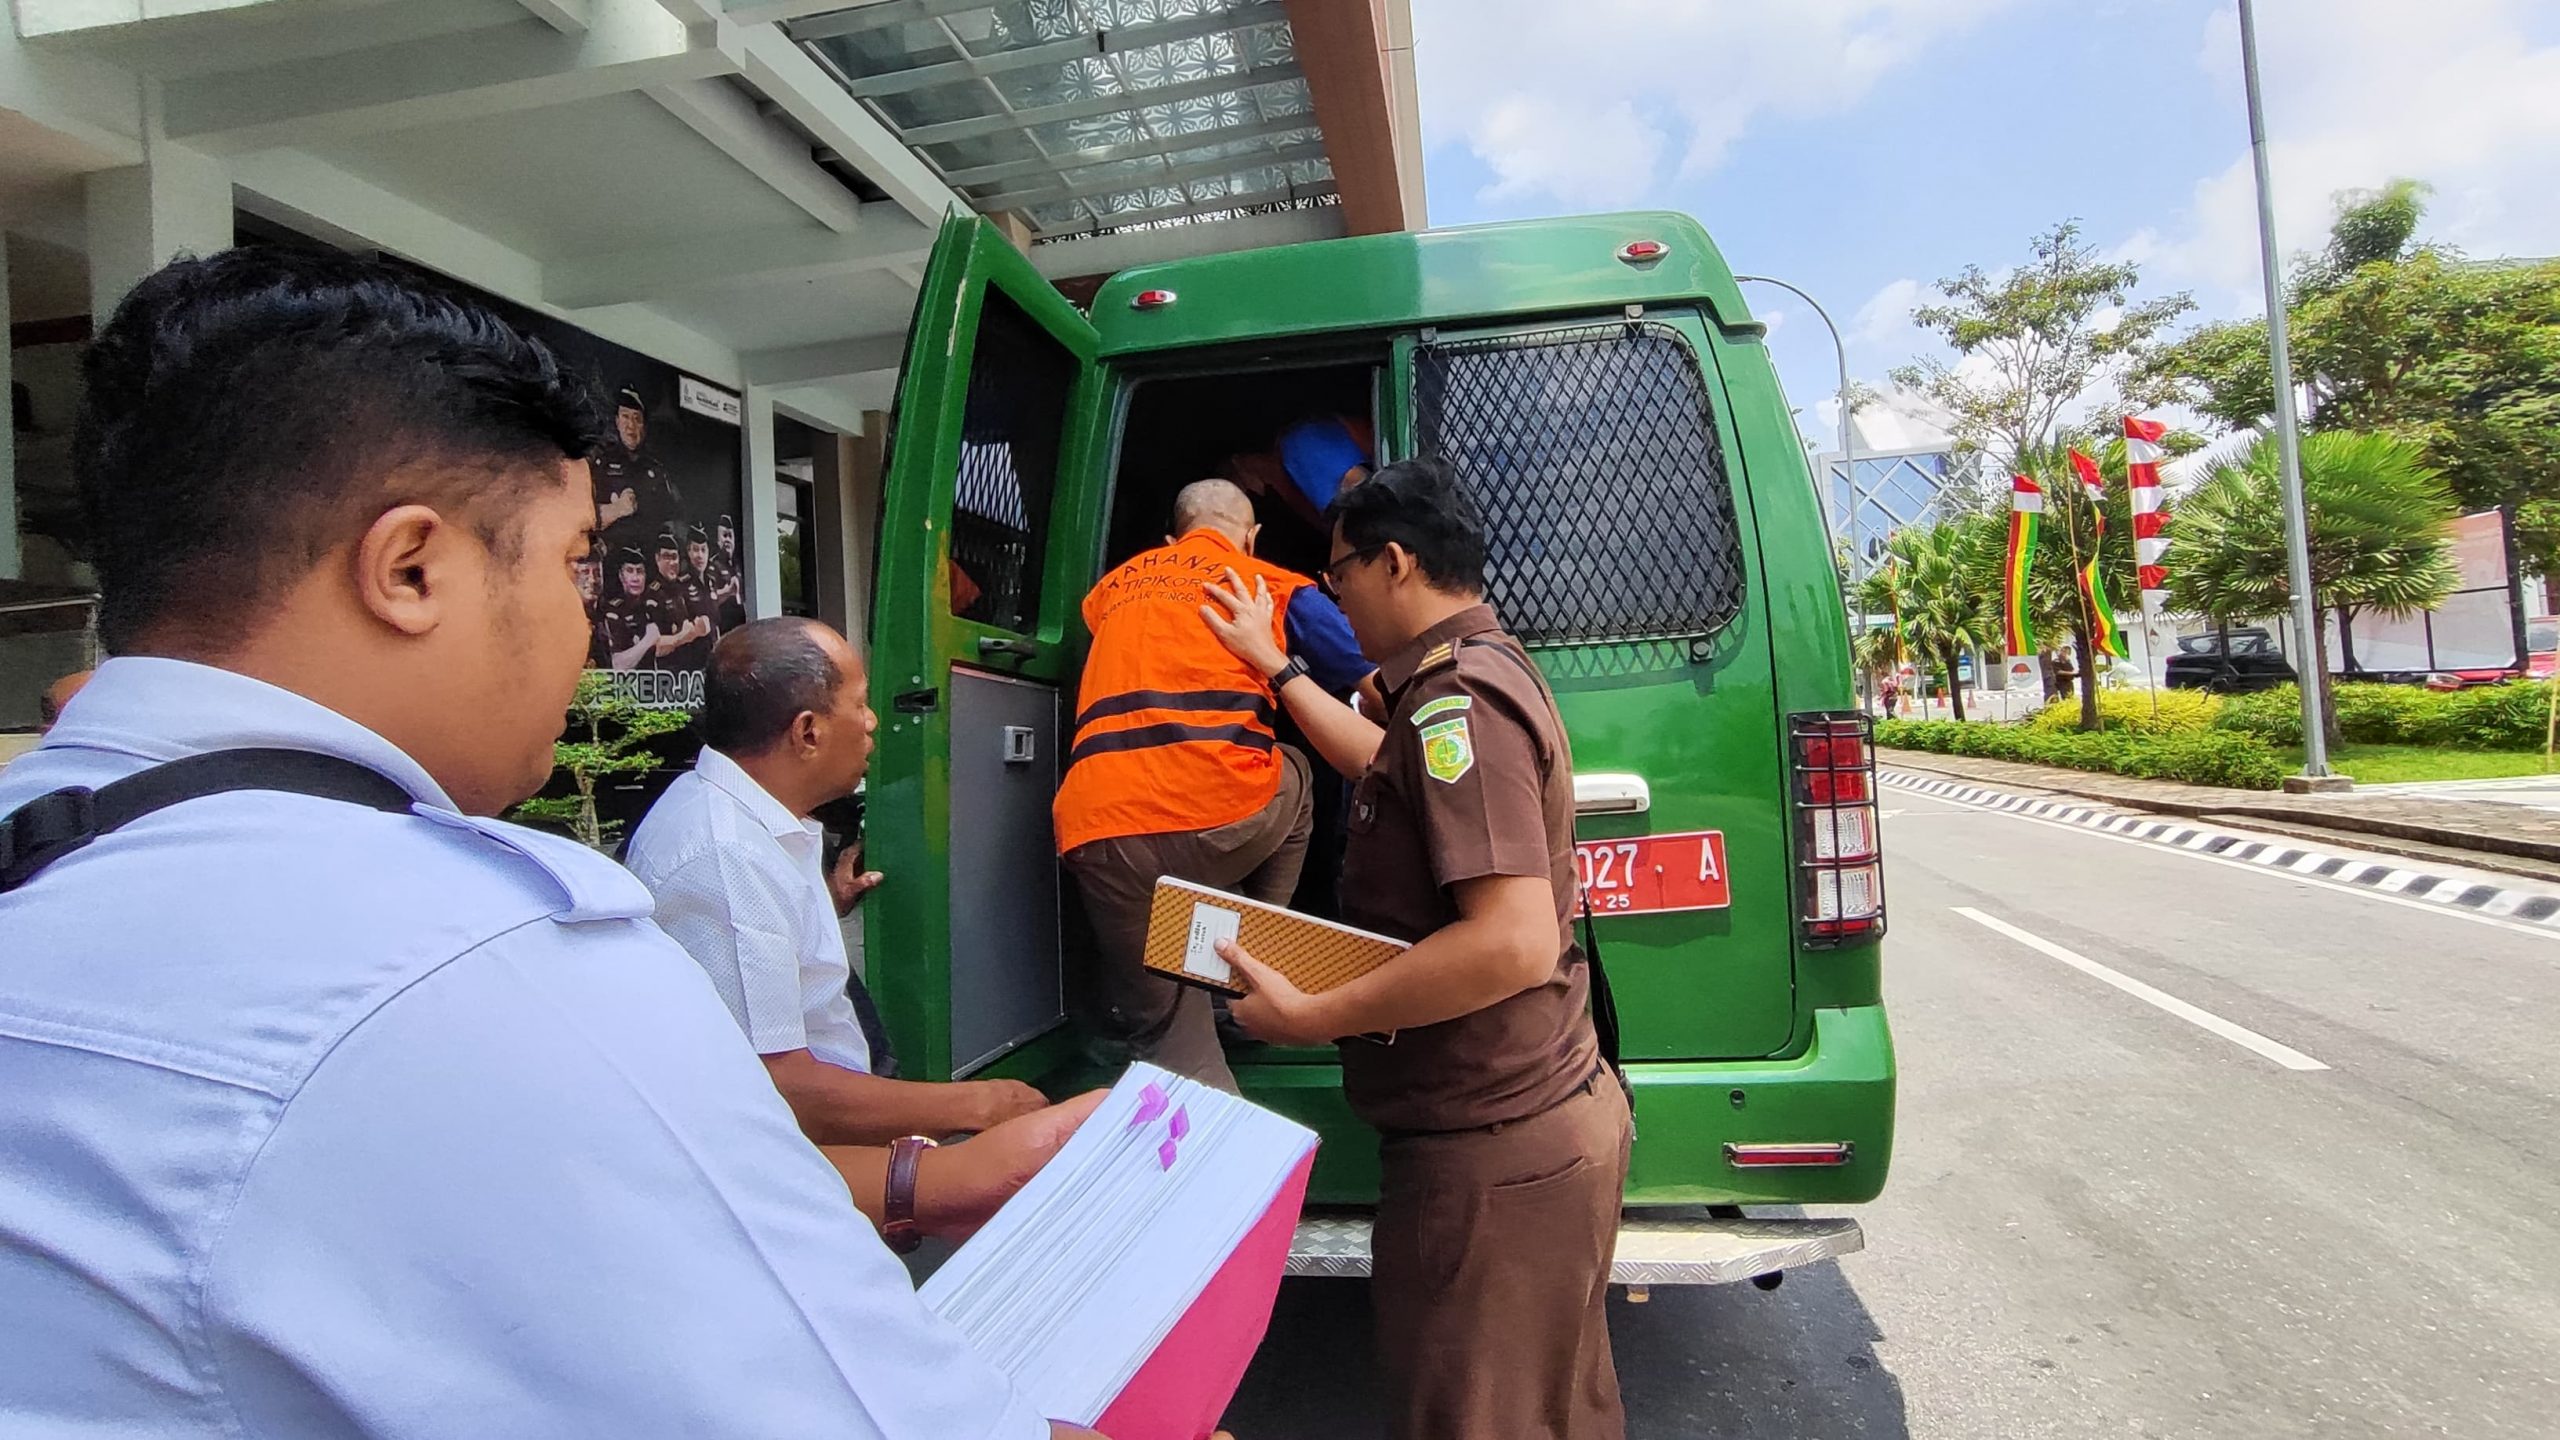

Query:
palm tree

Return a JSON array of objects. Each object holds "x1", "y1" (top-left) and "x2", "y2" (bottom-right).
[
  {"x1": 2169, "y1": 430, "x2": 2459, "y2": 750},
  {"x1": 1871, "y1": 518, "x2": 2004, "y2": 721}
]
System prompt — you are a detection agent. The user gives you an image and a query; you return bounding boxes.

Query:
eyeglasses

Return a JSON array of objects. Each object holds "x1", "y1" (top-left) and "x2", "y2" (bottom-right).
[{"x1": 1319, "y1": 544, "x2": 1386, "y2": 599}]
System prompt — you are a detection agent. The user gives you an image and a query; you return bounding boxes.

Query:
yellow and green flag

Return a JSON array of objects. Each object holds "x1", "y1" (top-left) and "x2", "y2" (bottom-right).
[
  {"x1": 2067, "y1": 449, "x2": 2128, "y2": 660},
  {"x1": 2004, "y1": 474, "x2": 2042, "y2": 657}
]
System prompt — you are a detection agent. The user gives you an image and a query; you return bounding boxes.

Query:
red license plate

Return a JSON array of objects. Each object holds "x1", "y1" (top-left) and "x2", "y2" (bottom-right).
[{"x1": 1574, "y1": 830, "x2": 1731, "y2": 917}]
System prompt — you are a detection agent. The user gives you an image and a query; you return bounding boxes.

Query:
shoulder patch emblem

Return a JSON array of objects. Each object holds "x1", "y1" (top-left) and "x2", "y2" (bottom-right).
[
  {"x1": 1419, "y1": 716, "x2": 1475, "y2": 784},
  {"x1": 1410, "y1": 695, "x2": 1473, "y2": 726}
]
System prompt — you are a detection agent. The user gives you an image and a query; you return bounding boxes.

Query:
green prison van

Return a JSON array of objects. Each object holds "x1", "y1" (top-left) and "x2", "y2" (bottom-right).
[{"x1": 860, "y1": 209, "x2": 1893, "y2": 1287}]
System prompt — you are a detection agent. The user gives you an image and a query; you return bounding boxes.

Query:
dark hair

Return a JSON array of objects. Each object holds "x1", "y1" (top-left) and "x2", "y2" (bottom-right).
[
  {"x1": 1325, "y1": 456, "x2": 1488, "y2": 594},
  {"x1": 701, "y1": 617, "x2": 844, "y2": 755},
  {"x1": 76, "y1": 246, "x2": 609, "y2": 653}
]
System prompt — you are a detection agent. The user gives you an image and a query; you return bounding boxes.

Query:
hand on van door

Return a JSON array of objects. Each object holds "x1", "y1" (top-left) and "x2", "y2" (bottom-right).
[{"x1": 829, "y1": 842, "x2": 885, "y2": 915}]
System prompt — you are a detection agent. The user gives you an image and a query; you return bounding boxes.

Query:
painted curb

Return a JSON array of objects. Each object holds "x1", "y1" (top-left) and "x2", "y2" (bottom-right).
[{"x1": 1881, "y1": 769, "x2": 2560, "y2": 929}]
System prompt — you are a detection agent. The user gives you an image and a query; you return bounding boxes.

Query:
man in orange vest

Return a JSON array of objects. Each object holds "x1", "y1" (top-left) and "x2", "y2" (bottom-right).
[{"x1": 1055, "y1": 479, "x2": 1365, "y2": 1091}]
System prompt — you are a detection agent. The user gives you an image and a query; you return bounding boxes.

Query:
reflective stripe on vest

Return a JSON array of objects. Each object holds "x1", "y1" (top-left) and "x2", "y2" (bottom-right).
[{"x1": 1053, "y1": 530, "x2": 1304, "y2": 852}]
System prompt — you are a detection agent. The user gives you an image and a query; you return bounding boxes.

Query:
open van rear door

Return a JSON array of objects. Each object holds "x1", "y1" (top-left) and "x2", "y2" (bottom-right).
[
  {"x1": 1404, "y1": 313, "x2": 1798, "y2": 1059},
  {"x1": 867, "y1": 212, "x2": 1106, "y2": 1080}
]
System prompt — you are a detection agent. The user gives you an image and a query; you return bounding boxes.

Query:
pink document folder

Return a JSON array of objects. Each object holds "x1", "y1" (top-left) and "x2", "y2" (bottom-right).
[{"x1": 1089, "y1": 1151, "x2": 1315, "y2": 1440}]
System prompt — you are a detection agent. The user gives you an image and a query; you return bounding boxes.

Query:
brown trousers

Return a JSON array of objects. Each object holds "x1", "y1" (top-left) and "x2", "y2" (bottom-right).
[
  {"x1": 1061, "y1": 746, "x2": 1313, "y2": 1093},
  {"x1": 1372, "y1": 1068, "x2": 1633, "y2": 1440}
]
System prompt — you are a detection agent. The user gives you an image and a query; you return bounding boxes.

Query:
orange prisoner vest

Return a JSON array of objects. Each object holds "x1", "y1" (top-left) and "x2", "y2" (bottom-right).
[{"x1": 1053, "y1": 529, "x2": 1305, "y2": 853}]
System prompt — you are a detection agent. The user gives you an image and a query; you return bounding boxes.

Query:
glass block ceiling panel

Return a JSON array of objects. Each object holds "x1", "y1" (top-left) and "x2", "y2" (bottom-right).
[{"x1": 792, "y1": 0, "x2": 1334, "y2": 239}]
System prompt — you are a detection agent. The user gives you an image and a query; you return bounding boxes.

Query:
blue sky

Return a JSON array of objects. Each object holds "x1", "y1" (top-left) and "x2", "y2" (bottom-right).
[{"x1": 1411, "y1": 0, "x2": 2560, "y2": 453}]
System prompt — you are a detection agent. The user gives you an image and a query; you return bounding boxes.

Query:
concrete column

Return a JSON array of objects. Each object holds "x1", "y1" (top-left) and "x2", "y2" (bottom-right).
[
  {"x1": 809, "y1": 418, "x2": 881, "y2": 642},
  {"x1": 843, "y1": 413, "x2": 886, "y2": 643},
  {"x1": 85, "y1": 141, "x2": 232, "y2": 319},
  {"x1": 0, "y1": 235, "x2": 17, "y2": 581},
  {"x1": 741, "y1": 386, "x2": 783, "y2": 621}
]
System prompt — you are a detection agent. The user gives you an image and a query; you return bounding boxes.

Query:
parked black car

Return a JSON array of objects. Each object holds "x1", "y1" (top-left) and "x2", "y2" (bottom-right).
[{"x1": 2165, "y1": 628, "x2": 2299, "y2": 693}]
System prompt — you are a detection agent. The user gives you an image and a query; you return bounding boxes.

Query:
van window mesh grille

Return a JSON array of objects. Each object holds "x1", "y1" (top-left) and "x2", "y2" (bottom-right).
[
  {"x1": 949, "y1": 288, "x2": 1073, "y2": 634},
  {"x1": 1412, "y1": 322, "x2": 1748, "y2": 646}
]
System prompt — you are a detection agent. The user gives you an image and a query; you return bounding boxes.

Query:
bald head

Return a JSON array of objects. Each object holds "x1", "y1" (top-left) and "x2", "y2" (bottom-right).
[
  {"x1": 1171, "y1": 479, "x2": 1256, "y2": 546},
  {"x1": 702, "y1": 617, "x2": 847, "y2": 756}
]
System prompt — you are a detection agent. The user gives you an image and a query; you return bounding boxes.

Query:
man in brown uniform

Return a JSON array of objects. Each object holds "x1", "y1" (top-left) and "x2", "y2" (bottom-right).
[{"x1": 1200, "y1": 456, "x2": 1628, "y2": 1440}]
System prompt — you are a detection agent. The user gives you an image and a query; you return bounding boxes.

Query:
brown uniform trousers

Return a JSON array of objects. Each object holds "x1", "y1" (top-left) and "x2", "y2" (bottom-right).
[
  {"x1": 1372, "y1": 1067, "x2": 1633, "y2": 1440},
  {"x1": 1061, "y1": 745, "x2": 1313, "y2": 1093}
]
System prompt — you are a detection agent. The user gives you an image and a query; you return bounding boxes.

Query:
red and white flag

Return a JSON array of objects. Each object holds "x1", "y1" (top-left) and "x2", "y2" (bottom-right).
[{"x1": 2124, "y1": 417, "x2": 2171, "y2": 627}]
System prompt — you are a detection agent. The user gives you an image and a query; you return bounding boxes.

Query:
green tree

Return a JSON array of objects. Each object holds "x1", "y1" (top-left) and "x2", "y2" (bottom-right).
[
  {"x1": 511, "y1": 671, "x2": 694, "y2": 851},
  {"x1": 2010, "y1": 439, "x2": 2138, "y2": 732},
  {"x1": 2142, "y1": 181, "x2": 2560, "y2": 571},
  {"x1": 1862, "y1": 518, "x2": 2003, "y2": 721},
  {"x1": 2168, "y1": 431, "x2": 2460, "y2": 750},
  {"x1": 1892, "y1": 220, "x2": 2194, "y2": 486}
]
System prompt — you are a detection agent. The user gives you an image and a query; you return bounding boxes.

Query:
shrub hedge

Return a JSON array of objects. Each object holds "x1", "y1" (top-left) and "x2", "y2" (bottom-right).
[
  {"x1": 2025, "y1": 688, "x2": 2224, "y2": 737},
  {"x1": 2212, "y1": 681, "x2": 2557, "y2": 751},
  {"x1": 1876, "y1": 717, "x2": 2288, "y2": 790}
]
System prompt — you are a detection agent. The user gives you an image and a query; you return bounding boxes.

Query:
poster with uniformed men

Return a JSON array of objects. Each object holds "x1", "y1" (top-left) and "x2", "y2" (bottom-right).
[{"x1": 392, "y1": 258, "x2": 746, "y2": 711}]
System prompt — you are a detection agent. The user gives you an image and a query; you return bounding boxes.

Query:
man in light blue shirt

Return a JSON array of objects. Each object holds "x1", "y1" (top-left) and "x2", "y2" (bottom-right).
[{"x1": 0, "y1": 248, "x2": 1105, "y2": 1438}]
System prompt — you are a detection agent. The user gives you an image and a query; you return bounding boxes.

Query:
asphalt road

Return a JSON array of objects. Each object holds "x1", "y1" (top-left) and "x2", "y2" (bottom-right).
[{"x1": 1224, "y1": 780, "x2": 2560, "y2": 1438}]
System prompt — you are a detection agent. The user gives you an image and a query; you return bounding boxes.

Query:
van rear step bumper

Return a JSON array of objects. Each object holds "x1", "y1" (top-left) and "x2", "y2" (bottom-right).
[{"x1": 1285, "y1": 1209, "x2": 1863, "y2": 1286}]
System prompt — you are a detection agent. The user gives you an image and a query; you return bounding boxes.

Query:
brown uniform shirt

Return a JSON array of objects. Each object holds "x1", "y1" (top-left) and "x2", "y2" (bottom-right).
[{"x1": 1337, "y1": 604, "x2": 1600, "y2": 1134}]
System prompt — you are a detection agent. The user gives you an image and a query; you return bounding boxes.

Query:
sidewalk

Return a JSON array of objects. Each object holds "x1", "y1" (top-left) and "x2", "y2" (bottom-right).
[{"x1": 1878, "y1": 746, "x2": 2560, "y2": 876}]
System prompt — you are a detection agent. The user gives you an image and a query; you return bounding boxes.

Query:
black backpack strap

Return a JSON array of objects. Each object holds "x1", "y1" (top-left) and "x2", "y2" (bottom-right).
[
  {"x1": 0, "y1": 748, "x2": 416, "y2": 895},
  {"x1": 1459, "y1": 637, "x2": 1630, "y2": 1099}
]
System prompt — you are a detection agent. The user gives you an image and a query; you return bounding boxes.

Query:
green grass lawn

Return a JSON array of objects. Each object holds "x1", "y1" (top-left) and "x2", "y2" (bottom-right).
[{"x1": 2282, "y1": 744, "x2": 2559, "y2": 785}]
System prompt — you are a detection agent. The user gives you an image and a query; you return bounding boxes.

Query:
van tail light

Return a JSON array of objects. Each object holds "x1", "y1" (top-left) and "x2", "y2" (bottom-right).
[{"x1": 1791, "y1": 712, "x2": 1885, "y2": 947}]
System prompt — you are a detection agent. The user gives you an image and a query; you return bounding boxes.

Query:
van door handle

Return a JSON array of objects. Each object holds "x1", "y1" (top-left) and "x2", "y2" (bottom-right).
[
  {"x1": 976, "y1": 636, "x2": 1038, "y2": 659},
  {"x1": 1574, "y1": 773, "x2": 1651, "y2": 816}
]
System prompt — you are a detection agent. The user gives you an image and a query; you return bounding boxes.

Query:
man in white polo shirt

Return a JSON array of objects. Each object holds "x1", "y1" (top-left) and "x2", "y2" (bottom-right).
[{"x1": 628, "y1": 617, "x2": 1048, "y2": 1144}]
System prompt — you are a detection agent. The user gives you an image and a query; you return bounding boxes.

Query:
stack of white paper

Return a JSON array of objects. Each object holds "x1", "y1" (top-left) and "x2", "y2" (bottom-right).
[{"x1": 918, "y1": 1063, "x2": 1318, "y2": 1426}]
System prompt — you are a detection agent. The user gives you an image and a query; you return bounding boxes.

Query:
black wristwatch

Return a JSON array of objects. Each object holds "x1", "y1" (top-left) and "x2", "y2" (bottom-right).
[{"x1": 1268, "y1": 655, "x2": 1312, "y2": 691}]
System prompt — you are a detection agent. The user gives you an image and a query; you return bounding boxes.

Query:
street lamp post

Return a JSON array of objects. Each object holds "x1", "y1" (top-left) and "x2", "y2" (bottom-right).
[
  {"x1": 2236, "y1": 0, "x2": 2338, "y2": 784},
  {"x1": 1739, "y1": 275, "x2": 1868, "y2": 704},
  {"x1": 1735, "y1": 274, "x2": 1859, "y2": 580}
]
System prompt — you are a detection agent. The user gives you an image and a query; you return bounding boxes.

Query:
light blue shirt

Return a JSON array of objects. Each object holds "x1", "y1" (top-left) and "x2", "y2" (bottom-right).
[
  {"x1": 626, "y1": 746, "x2": 872, "y2": 1072},
  {"x1": 0, "y1": 658, "x2": 1044, "y2": 1440}
]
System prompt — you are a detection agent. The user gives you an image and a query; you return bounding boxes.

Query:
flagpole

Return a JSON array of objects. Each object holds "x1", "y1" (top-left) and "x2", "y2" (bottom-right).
[{"x1": 2141, "y1": 616, "x2": 2161, "y2": 719}]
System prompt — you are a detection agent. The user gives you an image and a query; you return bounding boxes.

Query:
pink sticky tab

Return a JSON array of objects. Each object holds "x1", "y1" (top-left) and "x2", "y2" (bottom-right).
[
  {"x1": 1157, "y1": 1138, "x2": 1180, "y2": 1170},
  {"x1": 1130, "y1": 1083, "x2": 1168, "y2": 1129},
  {"x1": 1167, "y1": 1106, "x2": 1191, "y2": 1143}
]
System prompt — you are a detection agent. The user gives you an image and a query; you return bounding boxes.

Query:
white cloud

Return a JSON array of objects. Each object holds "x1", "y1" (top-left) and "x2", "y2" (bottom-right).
[
  {"x1": 1472, "y1": 94, "x2": 1666, "y2": 209},
  {"x1": 1852, "y1": 276, "x2": 1927, "y2": 350},
  {"x1": 2138, "y1": 0, "x2": 2560, "y2": 313},
  {"x1": 1413, "y1": 0, "x2": 2028, "y2": 208}
]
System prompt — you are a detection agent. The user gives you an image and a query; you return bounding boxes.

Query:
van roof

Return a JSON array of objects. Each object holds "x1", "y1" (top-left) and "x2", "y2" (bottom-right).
[{"x1": 1087, "y1": 210, "x2": 1758, "y2": 358}]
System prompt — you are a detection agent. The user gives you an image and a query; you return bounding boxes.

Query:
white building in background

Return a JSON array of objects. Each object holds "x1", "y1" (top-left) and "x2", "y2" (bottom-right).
[
  {"x1": 0, "y1": 0, "x2": 1423, "y2": 732},
  {"x1": 1815, "y1": 387, "x2": 1985, "y2": 579}
]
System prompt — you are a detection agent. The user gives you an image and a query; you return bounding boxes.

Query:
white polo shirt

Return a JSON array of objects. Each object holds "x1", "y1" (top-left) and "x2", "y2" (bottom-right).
[
  {"x1": 0, "y1": 658, "x2": 1042, "y2": 1440},
  {"x1": 624, "y1": 746, "x2": 871, "y2": 1073}
]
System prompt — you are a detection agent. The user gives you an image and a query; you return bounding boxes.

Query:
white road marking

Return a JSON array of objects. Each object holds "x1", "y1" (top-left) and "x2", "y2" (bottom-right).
[
  {"x1": 1952, "y1": 906, "x2": 2331, "y2": 1072},
  {"x1": 1897, "y1": 797, "x2": 2560, "y2": 947}
]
